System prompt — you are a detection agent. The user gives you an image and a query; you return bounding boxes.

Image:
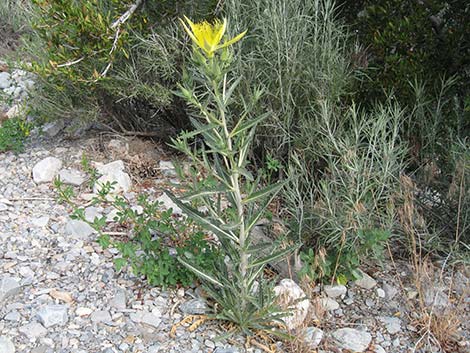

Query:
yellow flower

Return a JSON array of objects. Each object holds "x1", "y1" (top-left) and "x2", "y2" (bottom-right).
[{"x1": 180, "y1": 16, "x2": 247, "y2": 57}]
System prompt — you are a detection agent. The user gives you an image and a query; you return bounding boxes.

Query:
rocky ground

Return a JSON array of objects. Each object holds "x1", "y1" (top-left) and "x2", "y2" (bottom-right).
[{"x1": 1, "y1": 64, "x2": 469, "y2": 353}]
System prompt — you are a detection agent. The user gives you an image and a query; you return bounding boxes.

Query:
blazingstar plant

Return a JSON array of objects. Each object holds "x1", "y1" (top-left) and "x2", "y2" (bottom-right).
[{"x1": 167, "y1": 17, "x2": 296, "y2": 335}]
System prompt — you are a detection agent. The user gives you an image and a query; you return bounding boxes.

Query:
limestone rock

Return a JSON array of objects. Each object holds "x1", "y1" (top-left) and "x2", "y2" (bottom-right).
[
  {"x1": 93, "y1": 172, "x2": 131, "y2": 194},
  {"x1": 0, "y1": 277, "x2": 21, "y2": 303},
  {"x1": 64, "y1": 219, "x2": 96, "y2": 239},
  {"x1": 179, "y1": 298, "x2": 209, "y2": 315},
  {"x1": 90, "y1": 310, "x2": 111, "y2": 323},
  {"x1": 109, "y1": 289, "x2": 126, "y2": 310},
  {"x1": 324, "y1": 284, "x2": 347, "y2": 298},
  {"x1": 18, "y1": 323, "x2": 47, "y2": 340},
  {"x1": 379, "y1": 316, "x2": 402, "y2": 335},
  {"x1": 273, "y1": 279, "x2": 310, "y2": 330},
  {"x1": 5, "y1": 105, "x2": 21, "y2": 119},
  {"x1": 36, "y1": 304, "x2": 69, "y2": 328},
  {"x1": 58, "y1": 169, "x2": 86, "y2": 186},
  {"x1": 383, "y1": 282, "x2": 398, "y2": 300},
  {"x1": 0, "y1": 336, "x2": 15, "y2": 353},
  {"x1": 129, "y1": 311, "x2": 162, "y2": 329},
  {"x1": 159, "y1": 160, "x2": 177, "y2": 177},
  {"x1": 317, "y1": 297, "x2": 340, "y2": 311},
  {"x1": 32, "y1": 157, "x2": 63, "y2": 184},
  {"x1": 304, "y1": 327, "x2": 323, "y2": 349},
  {"x1": 354, "y1": 270, "x2": 377, "y2": 290},
  {"x1": 94, "y1": 160, "x2": 125, "y2": 175},
  {"x1": 331, "y1": 328, "x2": 372, "y2": 352},
  {"x1": 0, "y1": 72, "x2": 11, "y2": 89}
]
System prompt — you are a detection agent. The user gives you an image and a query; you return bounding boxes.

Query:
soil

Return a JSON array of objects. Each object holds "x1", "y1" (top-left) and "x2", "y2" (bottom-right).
[{"x1": 0, "y1": 24, "x2": 20, "y2": 58}]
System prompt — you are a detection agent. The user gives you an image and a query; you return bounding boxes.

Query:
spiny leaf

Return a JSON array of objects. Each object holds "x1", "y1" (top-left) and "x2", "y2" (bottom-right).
[{"x1": 242, "y1": 181, "x2": 287, "y2": 204}]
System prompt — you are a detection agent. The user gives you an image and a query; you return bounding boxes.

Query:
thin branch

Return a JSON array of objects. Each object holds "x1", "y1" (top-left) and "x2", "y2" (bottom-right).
[
  {"x1": 57, "y1": 57, "x2": 85, "y2": 68},
  {"x1": 111, "y1": 0, "x2": 144, "y2": 29},
  {"x1": 99, "y1": 0, "x2": 144, "y2": 77}
]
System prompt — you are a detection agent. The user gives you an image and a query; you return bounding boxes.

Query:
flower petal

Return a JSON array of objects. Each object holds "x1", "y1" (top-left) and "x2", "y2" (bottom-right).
[
  {"x1": 180, "y1": 18, "x2": 199, "y2": 46},
  {"x1": 218, "y1": 30, "x2": 247, "y2": 50}
]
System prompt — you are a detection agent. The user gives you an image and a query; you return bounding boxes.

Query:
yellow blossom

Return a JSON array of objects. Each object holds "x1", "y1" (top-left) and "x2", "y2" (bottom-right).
[{"x1": 180, "y1": 16, "x2": 247, "y2": 57}]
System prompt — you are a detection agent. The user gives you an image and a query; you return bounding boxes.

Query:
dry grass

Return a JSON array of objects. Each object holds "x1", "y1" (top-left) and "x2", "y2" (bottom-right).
[
  {"x1": 282, "y1": 279, "x2": 327, "y2": 353},
  {"x1": 396, "y1": 175, "x2": 468, "y2": 353}
]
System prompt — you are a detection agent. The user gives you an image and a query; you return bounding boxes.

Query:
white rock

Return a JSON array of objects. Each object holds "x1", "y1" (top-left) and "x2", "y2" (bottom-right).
[
  {"x1": 324, "y1": 284, "x2": 347, "y2": 298},
  {"x1": 31, "y1": 216, "x2": 50, "y2": 228},
  {"x1": 423, "y1": 285, "x2": 450, "y2": 308},
  {"x1": 377, "y1": 288, "x2": 386, "y2": 298},
  {"x1": 106, "y1": 208, "x2": 120, "y2": 222},
  {"x1": 84, "y1": 206, "x2": 103, "y2": 223},
  {"x1": 374, "y1": 345, "x2": 386, "y2": 353},
  {"x1": 0, "y1": 203, "x2": 8, "y2": 212},
  {"x1": 109, "y1": 289, "x2": 126, "y2": 310},
  {"x1": 303, "y1": 327, "x2": 323, "y2": 349},
  {"x1": 379, "y1": 316, "x2": 402, "y2": 335},
  {"x1": 64, "y1": 219, "x2": 95, "y2": 239},
  {"x1": 0, "y1": 72, "x2": 11, "y2": 89},
  {"x1": 90, "y1": 310, "x2": 111, "y2": 323},
  {"x1": 32, "y1": 157, "x2": 63, "y2": 184},
  {"x1": 4, "y1": 310, "x2": 21, "y2": 322},
  {"x1": 354, "y1": 270, "x2": 377, "y2": 290},
  {"x1": 93, "y1": 171, "x2": 132, "y2": 194},
  {"x1": 76, "y1": 307, "x2": 93, "y2": 317},
  {"x1": 5, "y1": 105, "x2": 21, "y2": 119},
  {"x1": 0, "y1": 336, "x2": 15, "y2": 353},
  {"x1": 58, "y1": 169, "x2": 86, "y2": 186},
  {"x1": 129, "y1": 311, "x2": 162, "y2": 328},
  {"x1": 0, "y1": 277, "x2": 21, "y2": 303},
  {"x1": 273, "y1": 279, "x2": 310, "y2": 330},
  {"x1": 332, "y1": 328, "x2": 372, "y2": 352},
  {"x1": 94, "y1": 160, "x2": 125, "y2": 175},
  {"x1": 157, "y1": 193, "x2": 182, "y2": 215},
  {"x1": 18, "y1": 322, "x2": 47, "y2": 340},
  {"x1": 317, "y1": 297, "x2": 340, "y2": 311},
  {"x1": 159, "y1": 160, "x2": 177, "y2": 177},
  {"x1": 383, "y1": 282, "x2": 398, "y2": 300},
  {"x1": 36, "y1": 305, "x2": 68, "y2": 328}
]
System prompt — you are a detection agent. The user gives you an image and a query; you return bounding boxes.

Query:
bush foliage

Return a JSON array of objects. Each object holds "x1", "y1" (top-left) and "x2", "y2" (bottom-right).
[{"x1": 26, "y1": 0, "x2": 217, "y2": 136}]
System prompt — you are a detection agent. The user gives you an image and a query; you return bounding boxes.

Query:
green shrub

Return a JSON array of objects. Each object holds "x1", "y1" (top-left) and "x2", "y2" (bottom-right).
[
  {"x1": 338, "y1": 0, "x2": 470, "y2": 107},
  {"x1": 286, "y1": 101, "x2": 407, "y2": 282},
  {"x1": 0, "y1": 116, "x2": 32, "y2": 152},
  {"x1": 0, "y1": 0, "x2": 32, "y2": 33},
  {"x1": 223, "y1": 0, "x2": 354, "y2": 165},
  {"x1": 54, "y1": 175, "x2": 220, "y2": 288},
  {"x1": 25, "y1": 0, "x2": 217, "y2": 136}
]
